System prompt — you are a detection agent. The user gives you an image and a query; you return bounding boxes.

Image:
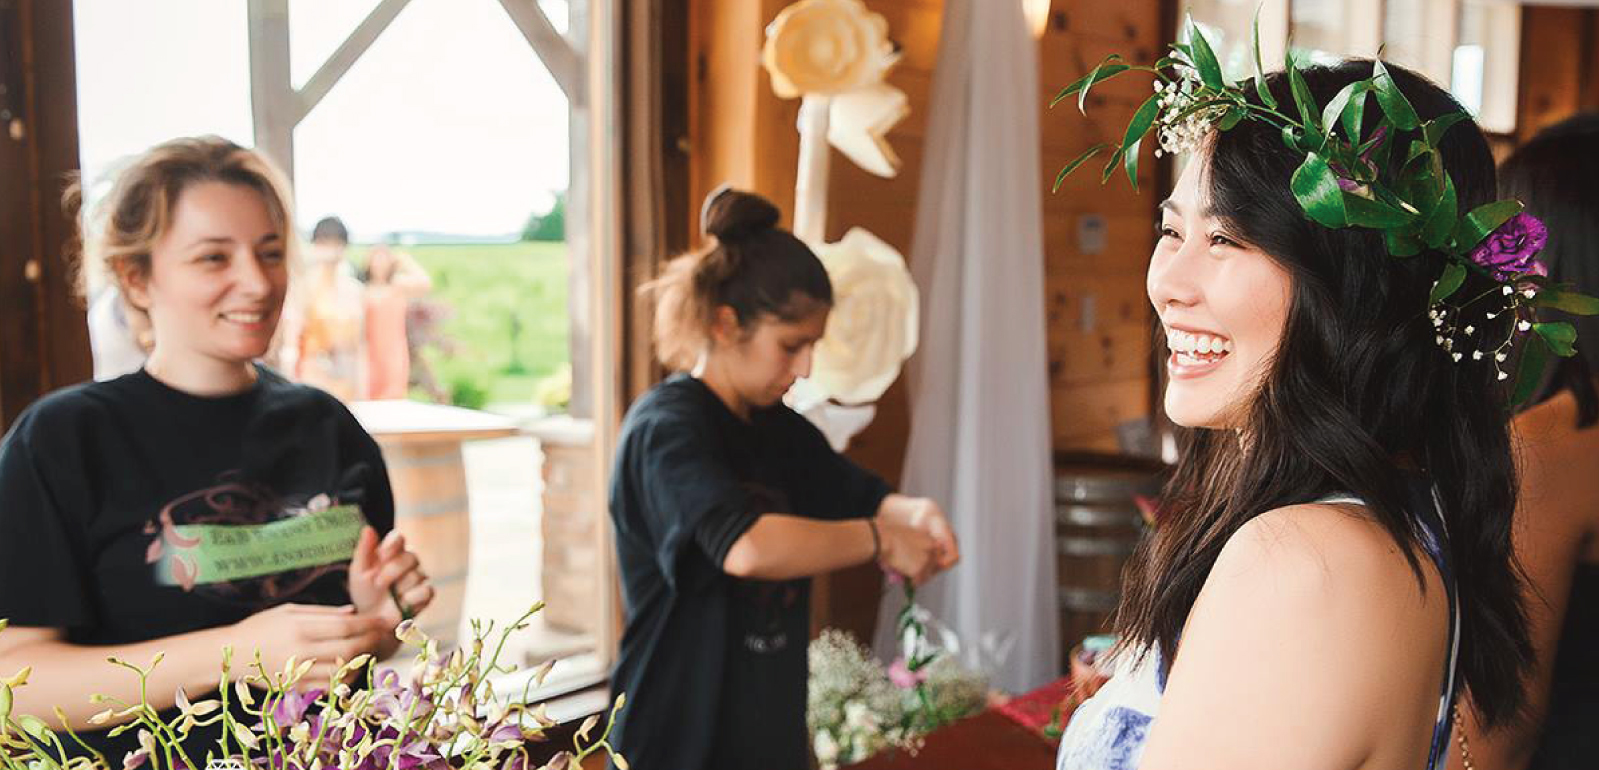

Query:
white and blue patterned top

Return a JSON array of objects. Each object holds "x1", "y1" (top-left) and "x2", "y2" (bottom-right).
[{"x1": 1055, "y1": 490, "x2": 1462, "y2": 770}]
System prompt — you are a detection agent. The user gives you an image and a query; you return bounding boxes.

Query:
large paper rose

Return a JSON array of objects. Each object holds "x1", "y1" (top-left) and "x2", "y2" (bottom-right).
[
  {"x1": 828, "y1": 82, "x2": 909, "y2": 178},
  {"x1": 809, "y1": 227, "x2": 919, "y2": 404},
  {"x1": 762, "y1": 0, "x2": 895, "y2": 99}
]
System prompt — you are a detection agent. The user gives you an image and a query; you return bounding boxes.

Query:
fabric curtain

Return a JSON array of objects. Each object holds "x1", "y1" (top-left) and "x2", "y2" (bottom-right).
[{"x1": 873, "y1": 0, "x2": 1059, "y2": 694}]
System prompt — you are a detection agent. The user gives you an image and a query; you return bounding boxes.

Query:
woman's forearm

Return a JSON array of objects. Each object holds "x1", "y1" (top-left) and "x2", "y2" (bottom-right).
[
  {"x1": 721, "y1": 514, "x2": 876, "y2": 580},
  {"x1": 0, "y1": 624, "x2": 239, "y2": 731}
]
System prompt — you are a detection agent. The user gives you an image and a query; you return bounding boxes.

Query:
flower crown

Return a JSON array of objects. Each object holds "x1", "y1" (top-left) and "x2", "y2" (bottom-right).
[{"x1": 1053, "y1": 13, "x2": 1599, "y2": 404}]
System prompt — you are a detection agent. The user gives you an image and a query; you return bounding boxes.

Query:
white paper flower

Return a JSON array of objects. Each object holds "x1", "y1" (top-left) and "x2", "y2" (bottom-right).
[
  {"x1": 809, "y1": 227, "x2": 919, "y2": 404},
  {"x1": 828, "y1": 82, "x2": 909, "y2": 178},
  {"x1": 762, "y1": 0, "x2": 895, "y2": 99}
]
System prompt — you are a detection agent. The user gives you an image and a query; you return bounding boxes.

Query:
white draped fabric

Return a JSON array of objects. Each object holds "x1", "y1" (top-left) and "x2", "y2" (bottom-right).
[{"x1": 873, "y1": 0, "x2": 1059, "y2": 693}]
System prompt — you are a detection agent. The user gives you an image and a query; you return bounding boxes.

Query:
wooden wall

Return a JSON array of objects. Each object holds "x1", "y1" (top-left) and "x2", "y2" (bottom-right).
[
  {"x1": 1037, "y1": 1, "x2": 1167, "y2": 454},
  {"x1": 1514, "y1": 5, "x2": 1599, "y2": 145},
  {"x1": 685, "y1": 0, "x2": 1168, "y2": 638}
]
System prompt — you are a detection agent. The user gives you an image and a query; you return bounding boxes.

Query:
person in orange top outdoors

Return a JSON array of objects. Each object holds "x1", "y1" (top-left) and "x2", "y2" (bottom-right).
[{"x1": 360, "y1": 245, "x2": 432, "y2": 400}]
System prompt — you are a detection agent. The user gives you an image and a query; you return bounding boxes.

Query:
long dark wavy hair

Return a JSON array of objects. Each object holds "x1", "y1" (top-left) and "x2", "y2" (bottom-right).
[{"x1": 1114, "y1": 60, "x2": 1531, "y2": 727}]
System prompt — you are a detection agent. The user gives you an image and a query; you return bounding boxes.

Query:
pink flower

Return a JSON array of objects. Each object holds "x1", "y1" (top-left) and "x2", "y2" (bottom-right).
[
  {"x1": 1470, "y1": 212, "x2": 1549, "y2": 281},
  {"x1": 887, "y1": 658, "x2": 926, "y2": 689},
  {"x1": 880, "y1": 563, "x2": 904, "y2": 587}
]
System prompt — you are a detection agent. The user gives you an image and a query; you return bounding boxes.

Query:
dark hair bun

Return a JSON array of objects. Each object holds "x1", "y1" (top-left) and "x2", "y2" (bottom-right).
[{"x1": 700, "y1": 185, "x2": 780, "y2": 243}]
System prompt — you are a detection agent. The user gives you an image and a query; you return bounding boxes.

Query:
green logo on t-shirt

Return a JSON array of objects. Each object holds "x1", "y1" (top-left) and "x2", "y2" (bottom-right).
[{"x1": 156, "y1": 505, "x2": 364, "y2": 588}]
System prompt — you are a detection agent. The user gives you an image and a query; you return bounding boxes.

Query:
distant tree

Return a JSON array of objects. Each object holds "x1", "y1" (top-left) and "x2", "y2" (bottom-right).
[{"x1": 521, "y1": 192, "x2": 566, "y2": 242}]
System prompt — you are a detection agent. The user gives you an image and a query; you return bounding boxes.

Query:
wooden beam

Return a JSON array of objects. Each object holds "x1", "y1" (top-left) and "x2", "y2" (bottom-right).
[
  {"x1": 497, "y1": 0, "x2": 586, "y2": 106},
  {"x1": 246, "y1": 0, "x2": 296, "y2": 179},
  {"x1": 297, "y1": 0, "x2": 415, "y2": 120}
]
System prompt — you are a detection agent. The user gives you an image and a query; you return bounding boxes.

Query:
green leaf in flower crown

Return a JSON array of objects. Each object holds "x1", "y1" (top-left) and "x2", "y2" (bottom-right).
[
  {"x1": 1454, "y1": 199, "x2": 1525, "y2": 251},
  {"x1": 1321, "y1": 81, "x2": 1371, "y2": 145},
  {"x1": 1371, "y1": 61, "x2": 1421, "y2": 130},
  {"x1": 1053, "y1": 56, "x2": 1132, "y2": 113},
  {"x1": 1344, "y1": 193, "x2": 1413, "y2": 229},
  {"x1": 1282, "y1": 124, "x2": 1304, "y2": 153},
  {"x1": 1512, "y1": 337, "x2": 1551, "y2": 407},
  {"x1": 1430, "y1": 262, "x2": 1467, "y2": 304},
  {"x1": 1125, "y1": 138, "x2": 1145, "y2": 190},
  {"x1": 1120, "y1": 93, "x2": 1162, "y2": 189},
  {"x1": 1101, "y1": 144, "x2": 1126, "y2": 184},
  {"x1": 1423, "y1": 112, "x2": 1470, "y2": 147},
  {"x1": 1288, "y1": 55, "x2": 1323, "y2": 138},
  {"x1": 1252, "y1": 5, "x2": 1277, "y2": 109},
  {"x1": 1532, "y1": 288, "x2": 1599, "y2": 316},
  {"x1": 1386, "y1": 228, "x2": 1424, "y2": 257},
  {"x1": 1185, "y1": 15, "x2": 1226, "y2": 90},
  {"x1": 1291, "y1": 153, "x2": 1347, "y2": 227},
  {"x1": 1219, "y1": 106, "x2": 1246, "y2": 130},
  {"x1": 1420, "y1": 175, "x2": 1458, "y2": 249},
  {"x1": 1055, "y1": 143, "x2": 1109, "y2": 192},
  {"x1": 1535, "y1": 321, "x2": 1578, "y2": 357}
]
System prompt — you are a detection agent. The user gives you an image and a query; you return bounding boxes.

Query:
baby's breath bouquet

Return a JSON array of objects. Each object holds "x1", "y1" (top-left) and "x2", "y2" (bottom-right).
[
  {"x1": 806, "y1": 595, "x2": 988, "y2": 770},
  {"x1": 0, "y1": 606, "x2": 625, "y2": 770}
]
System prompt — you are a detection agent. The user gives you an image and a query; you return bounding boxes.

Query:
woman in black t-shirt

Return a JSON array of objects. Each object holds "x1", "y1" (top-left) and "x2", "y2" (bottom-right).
[
  {"x1": 607, "y1": 187, "x2": 961, "y2": 770},
  {"x1": 0, "y1": 137, "x2": 434, "y2": 760}
]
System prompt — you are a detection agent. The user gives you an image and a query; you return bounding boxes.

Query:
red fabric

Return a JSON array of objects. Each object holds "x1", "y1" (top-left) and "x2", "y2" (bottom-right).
[{"x1": 992, "y1": 676, "x2": 1077, "y2": 743}]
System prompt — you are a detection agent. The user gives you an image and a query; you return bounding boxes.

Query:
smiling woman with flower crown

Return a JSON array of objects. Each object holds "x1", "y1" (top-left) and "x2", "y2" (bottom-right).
[{"x1": 1039, "y1": 17, "x2": 1596, "y2": 769}]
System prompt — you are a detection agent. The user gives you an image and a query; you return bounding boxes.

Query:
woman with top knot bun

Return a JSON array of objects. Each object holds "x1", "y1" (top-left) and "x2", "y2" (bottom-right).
[{"x1": 604, "y1": 186, "x2": 960, "y2": 770}]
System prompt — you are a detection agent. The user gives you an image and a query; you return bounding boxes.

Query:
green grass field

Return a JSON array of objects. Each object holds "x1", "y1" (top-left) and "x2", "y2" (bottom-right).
[{"x1": 391, "y1": 241, "x2": 570, "y2": 408}]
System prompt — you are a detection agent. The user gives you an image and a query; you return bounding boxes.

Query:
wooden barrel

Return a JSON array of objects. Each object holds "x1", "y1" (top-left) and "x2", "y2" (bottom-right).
[
  {"x1": 352, "y1": 400, "x2": 519, "y2": 653},
  {"x1": 382, "y1": 439, "x2": 472, "y2": 648},
  {"x1": 1056, "y1": 461, "x2": 1165, "y2": 665}
]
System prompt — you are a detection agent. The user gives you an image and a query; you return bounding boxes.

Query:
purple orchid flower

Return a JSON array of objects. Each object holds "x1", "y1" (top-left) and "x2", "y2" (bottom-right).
[
  {"x1": 269, "y1": 688, "x2": 324, "y2": 728},
  {"x1": 1470, "y1": 211, "x2": 1549, "y2": 281}
]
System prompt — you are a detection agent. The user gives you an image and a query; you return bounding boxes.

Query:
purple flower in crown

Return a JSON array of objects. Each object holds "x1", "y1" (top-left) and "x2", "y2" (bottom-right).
[{"x1": 1470, "y1": 212, "x2": 1549, "y2": 281}]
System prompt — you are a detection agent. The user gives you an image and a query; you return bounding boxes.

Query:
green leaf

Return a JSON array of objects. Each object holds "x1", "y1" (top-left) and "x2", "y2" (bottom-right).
[
  {"x1": 1291, "y1": 153, "x2": 1346, "y2": 227},
  {"x1": 1386, "y1": 229, "x2": 1424, "y2": 257},
  {"x1": 0, "y1": 683, "x2": 11, "y2": 723},
  {"x1": 1511, "y1": 338, "x2": 1551, "y2": 407},
  {"x1": 1532, "y1": 288, "x2": 1599, "y2": 316},
  {"x1": 1372, "y1": 60, "x2": 1420, "y2": 130},
  {"x1": 1186, "y1": 15, "x2": 1226, "y2": 90},
  {"x1": 1423, "y1": 112, "x2": 1469, "y2": 147},
  {"x1": 1052, "y1": 55, "x2": 1127, "y2": 109},
  {"x1": 1344, "y1": 193, "x2": 1414, "y2": 229},
  {"x1": 1281, "y1": 125, "x2": 1303, "y2": 152},
  {"x1": 1455, "y1": 199, "x2": 1525, "y2": 250},
  {"x1": 1054, "y1": 144, "x2": 1109, "y2": 192},
  {"x1": 1288, "y1": 61, "x2": 1323, "y2": 141},
  {"x1": 1125, "y1": 138, "x2": 1144, "y2": 191},
  {"x1": 1101, "y1": 145, "x2": 1126, "y2": 184},
  {"x1": 1430, "y1": 262, "x2": 1467, "y2": 304},
  {"x1": 1219, "y1": 106, "x2": 1246, "y2": 130},
  {"x1": 1055, "y1": 54, "x2": 1132, "y2": 105},
  {"x1": 1420, "y1": 176, "x2": 1458, "y2": 249},
  {"x1": 1119, "y1": 93, "x2": 1163, "y2": 188},
  {"x1": 1251, "y1": 5, "x2": 1277, "y2": 109},
  {"x1": 1321, "y1": 81, "x2": 1370, "y2": 144},
  {"x1": 1535, "y1": 321, "x2": 1578, "y2": 357}
]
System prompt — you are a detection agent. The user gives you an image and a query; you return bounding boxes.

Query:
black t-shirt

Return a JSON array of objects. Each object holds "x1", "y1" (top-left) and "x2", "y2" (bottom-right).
[
  {"x1": 607, "y1": 374, "x2": 892, "y2": 770},
  {"x1": 0, "y1": 365, "x2": 393, "y2": 759}
]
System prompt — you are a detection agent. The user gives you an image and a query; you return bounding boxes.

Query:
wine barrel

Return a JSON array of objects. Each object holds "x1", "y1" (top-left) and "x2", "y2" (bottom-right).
[{"x1": 1056, "y1": 461, "x2": 1164, "y2": 665}]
